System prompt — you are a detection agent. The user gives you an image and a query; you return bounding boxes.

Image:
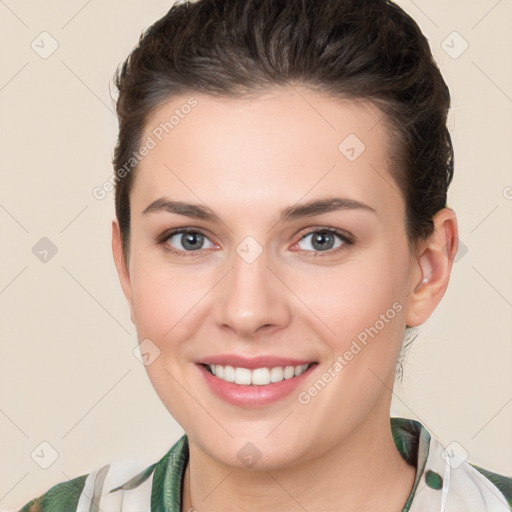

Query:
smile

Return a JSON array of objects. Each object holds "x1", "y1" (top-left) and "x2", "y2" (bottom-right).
[
  {"x1": 204, "y1": 363, "x2": 312, "y2": 385},
  {"x1": 195, "y1": 353, "x2": 319, "y2": 407}
]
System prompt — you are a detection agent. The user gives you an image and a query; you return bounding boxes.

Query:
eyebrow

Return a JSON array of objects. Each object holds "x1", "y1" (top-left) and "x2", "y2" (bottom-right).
[{"x1": 142, "y1": 196, "x2": 376, "y2": 223}]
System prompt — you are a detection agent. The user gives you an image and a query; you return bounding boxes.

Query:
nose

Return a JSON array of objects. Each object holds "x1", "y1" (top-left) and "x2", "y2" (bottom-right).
[{"x1": 213, "y1": 249, "x2": 292, "y2": 339}]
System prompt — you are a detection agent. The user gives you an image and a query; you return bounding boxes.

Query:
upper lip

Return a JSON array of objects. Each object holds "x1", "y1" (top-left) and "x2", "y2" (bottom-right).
[{"x1": 198, "y1": 354, "x2": 317, "y2": 369}]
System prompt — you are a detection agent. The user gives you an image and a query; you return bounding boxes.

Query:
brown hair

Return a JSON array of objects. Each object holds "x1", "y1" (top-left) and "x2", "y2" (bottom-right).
[{"x1": 113, "y1": 0, "x2": 453, "y2": 261}]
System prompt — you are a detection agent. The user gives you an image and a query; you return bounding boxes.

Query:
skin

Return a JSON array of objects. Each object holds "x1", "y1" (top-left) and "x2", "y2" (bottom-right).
[{"x1": 112, "y1": 85, "x2": 458, "y2": 512}]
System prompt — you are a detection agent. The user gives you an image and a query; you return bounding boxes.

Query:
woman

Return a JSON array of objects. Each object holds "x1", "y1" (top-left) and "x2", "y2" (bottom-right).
[{"x1": 17, "y1": 0, "x2": 512, "y2": 510}]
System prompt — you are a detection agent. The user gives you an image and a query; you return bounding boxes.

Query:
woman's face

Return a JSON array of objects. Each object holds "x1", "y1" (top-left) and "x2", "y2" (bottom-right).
[{"x1": 114, "y1": 86, "x2": 429, "y2": 468}]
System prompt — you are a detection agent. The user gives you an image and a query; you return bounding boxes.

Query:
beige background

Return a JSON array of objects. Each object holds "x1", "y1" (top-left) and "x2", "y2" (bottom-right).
[{"x1": 1, "y1": 0, "x2": 511, "y2": 510}]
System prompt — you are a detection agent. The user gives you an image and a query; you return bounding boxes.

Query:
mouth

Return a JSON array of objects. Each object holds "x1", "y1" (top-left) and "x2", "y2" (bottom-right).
[
  {"x1": 195, "y1": 354, "x2": 319, "y2": 407},
  {"x1": 200, "y1": 362, "x2": 317, "y2": 386}
]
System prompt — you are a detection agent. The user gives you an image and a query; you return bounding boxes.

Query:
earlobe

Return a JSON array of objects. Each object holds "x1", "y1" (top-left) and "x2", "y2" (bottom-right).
[
  {"x1": 405, "y1": 208, "x2": 458, "y2": 327},
  {"x1": 111, "y1": 219, "x2": 135, "y2": 324}
]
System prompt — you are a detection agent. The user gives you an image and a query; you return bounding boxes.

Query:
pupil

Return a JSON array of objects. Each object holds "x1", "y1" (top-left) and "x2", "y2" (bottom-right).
[
  {"x1": 183, "y1": 233, "x2": 203, "y2": 250},
  {"x1": 313, "y1": 232, "x2": 334, "y2": 251}
]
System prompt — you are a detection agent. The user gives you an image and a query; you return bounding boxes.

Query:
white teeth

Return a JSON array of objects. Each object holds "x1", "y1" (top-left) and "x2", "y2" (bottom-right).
[
  {"x1": 207, "y1": 363, "x2": 310, "y2": 385},
  {"x1": 270, "y1": 366, "x2": 284, "y2": 382},
  {"x1": 223, "y1": 365, "x2": 235, "y2": 382},
  {"x1": 251, "y1": 367, "x2": 270, "y2": 385},
  {"x1": 235, "y1": 367, "x2": 252, "y2": 385},
  {"x1": 284, "y1": 366, "x2": 295, "y2": 379}
]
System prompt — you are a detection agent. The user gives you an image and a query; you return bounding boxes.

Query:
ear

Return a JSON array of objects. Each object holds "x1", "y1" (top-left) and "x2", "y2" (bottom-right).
[
  {"x1": 405, "y1": 208, "x2": 458, "y2": 327},
  {"x1": 112, "y1": 219, "x2": 135, "y2": 324}
]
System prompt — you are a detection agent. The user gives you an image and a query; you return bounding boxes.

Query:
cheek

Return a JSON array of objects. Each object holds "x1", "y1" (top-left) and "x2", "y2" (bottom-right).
[
  {"x1": 299, "y1": 256, "x2": 409, "y2": 391},
  {"x1": 300, "y1": 256, "x2": 405, "y2": 334},
  {"x1": 129, "y1": 262, "x2": 203, "y2": 342}
]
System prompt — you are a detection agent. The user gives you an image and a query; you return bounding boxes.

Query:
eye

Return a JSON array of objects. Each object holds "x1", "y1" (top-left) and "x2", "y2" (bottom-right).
[
  {"x1": 156, "y1": 226, "x2": 354, "y2": 257},
  {"x1": 293, "y1": 228, "x2": 353, "y2": 255},
  {"x1": 158, "y1": 228, "x2": 216, "y2": 256}
]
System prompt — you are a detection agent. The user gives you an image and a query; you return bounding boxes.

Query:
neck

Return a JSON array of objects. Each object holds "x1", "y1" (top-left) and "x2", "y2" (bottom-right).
[{"x1": 181, "y1": 410, "x2": 416, "y2": 512}]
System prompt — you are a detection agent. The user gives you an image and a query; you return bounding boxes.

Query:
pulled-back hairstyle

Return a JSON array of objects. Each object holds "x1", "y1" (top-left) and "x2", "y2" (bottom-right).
[{"x1": 113, "y1": 0, "x2": 453, "y2": 261}]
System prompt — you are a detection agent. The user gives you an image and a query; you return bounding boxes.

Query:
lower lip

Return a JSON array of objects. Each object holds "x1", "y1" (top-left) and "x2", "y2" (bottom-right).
[{"x1": 196, "y1": 363, "x2": 318, "y2": 407}]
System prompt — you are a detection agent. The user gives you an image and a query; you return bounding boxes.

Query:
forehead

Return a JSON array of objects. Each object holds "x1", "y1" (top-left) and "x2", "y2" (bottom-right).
[{"x1": 131, "y1": 86, "x2": 403, "y2": 221}]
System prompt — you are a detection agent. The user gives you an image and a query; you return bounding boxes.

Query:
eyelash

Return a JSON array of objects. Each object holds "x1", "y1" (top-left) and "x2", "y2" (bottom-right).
[{"x1": 156, "y1": 226, "x2": 354, "y2": 258}]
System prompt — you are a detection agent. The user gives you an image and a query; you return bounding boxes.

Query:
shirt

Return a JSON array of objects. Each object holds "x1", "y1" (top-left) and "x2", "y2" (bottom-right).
[{"x1": 17, "y1": 417, "x2": 512, "y2": 512}]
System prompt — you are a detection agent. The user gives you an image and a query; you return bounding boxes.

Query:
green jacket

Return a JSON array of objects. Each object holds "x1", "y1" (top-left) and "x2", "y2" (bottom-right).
[{"x1": 17, "y1": 417, "x2": 512, "y2": 511}]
